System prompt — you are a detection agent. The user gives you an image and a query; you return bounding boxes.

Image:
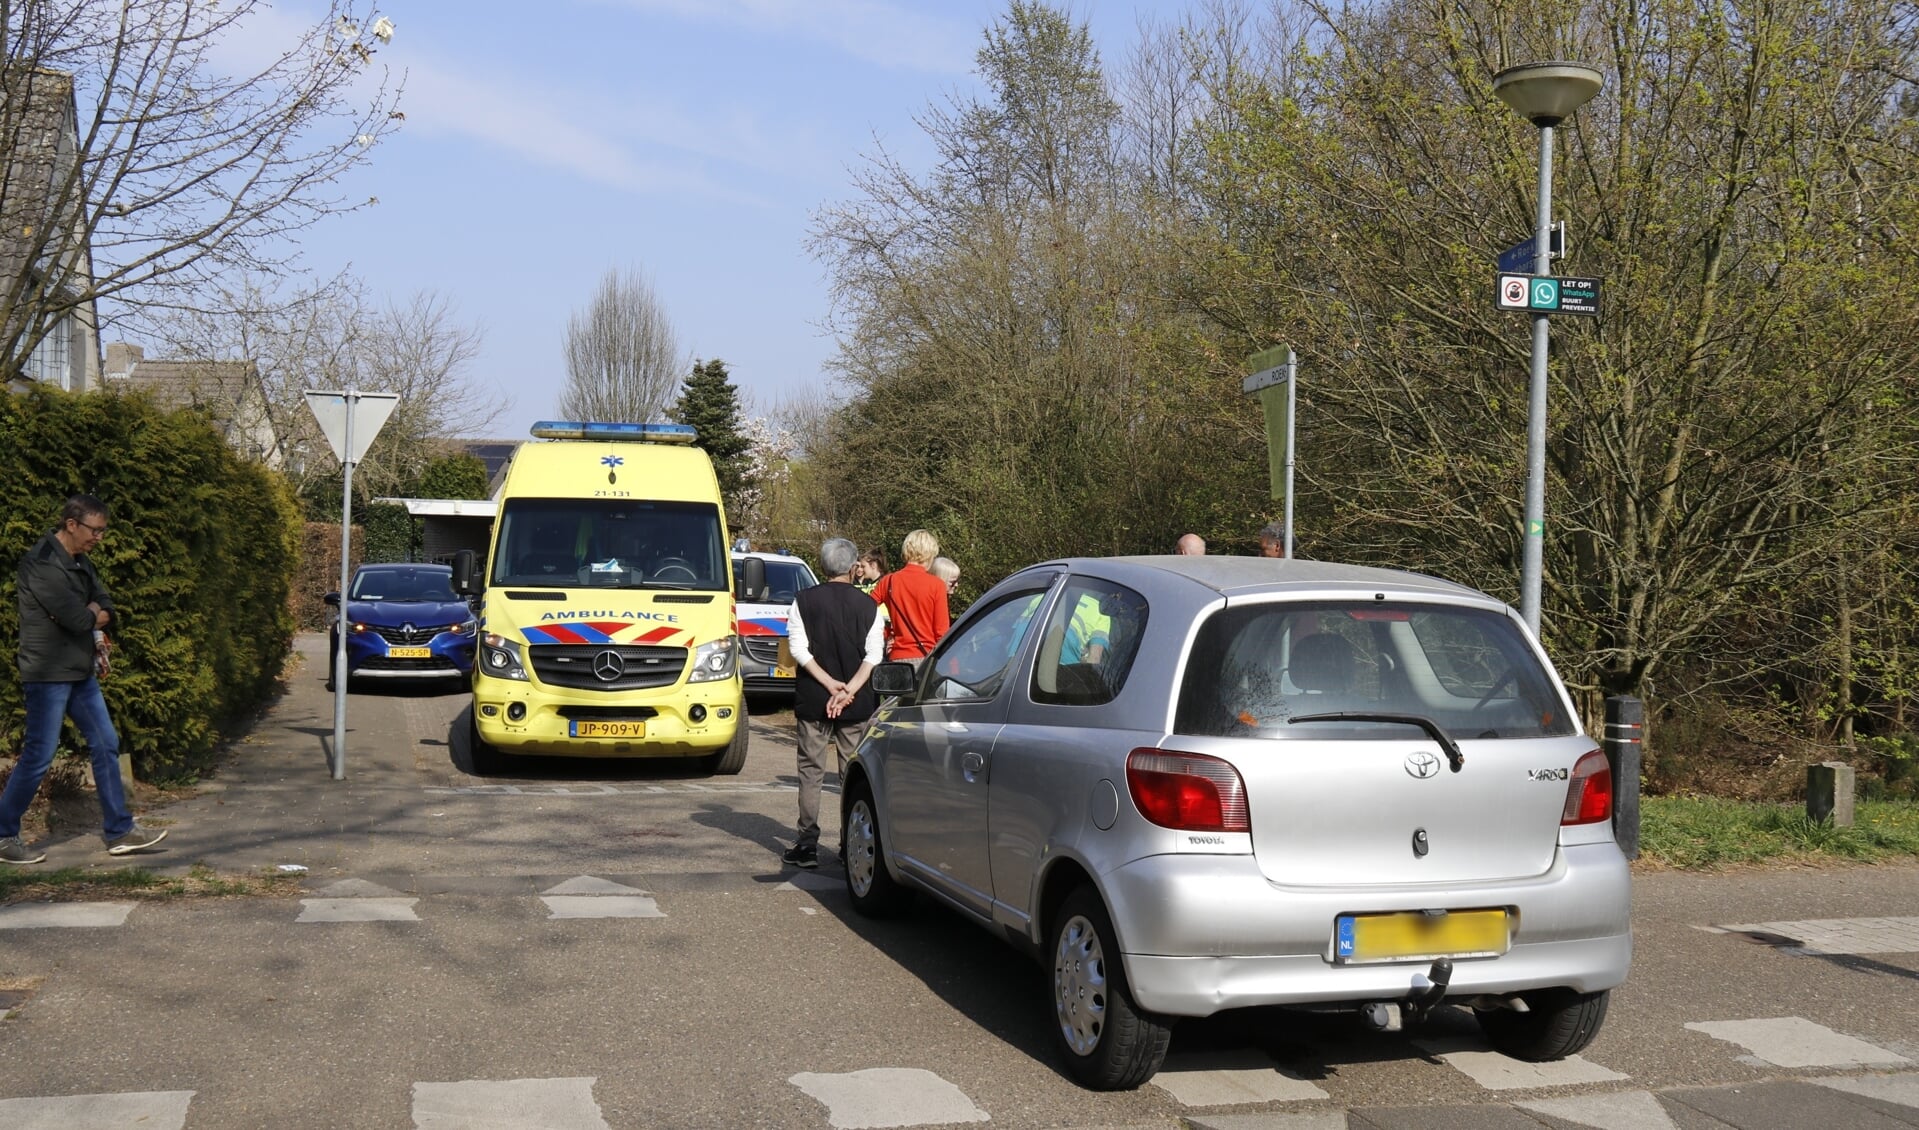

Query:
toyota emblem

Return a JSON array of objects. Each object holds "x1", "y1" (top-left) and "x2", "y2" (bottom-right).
[
  {"x1": 592, "y1": 650, "x2": 626, "y2": 682},
  {"x1": 1404, "y1": 751, "x2": 1441, "y2": 779}
]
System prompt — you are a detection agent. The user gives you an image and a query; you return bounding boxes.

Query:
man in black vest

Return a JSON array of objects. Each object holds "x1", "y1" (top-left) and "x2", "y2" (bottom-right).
[{"x1": 781, "y1": 537, "x2": 883, "y2": 869}]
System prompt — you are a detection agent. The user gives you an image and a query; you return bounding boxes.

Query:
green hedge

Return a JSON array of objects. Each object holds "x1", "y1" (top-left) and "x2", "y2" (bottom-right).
[
  {"x1": 0, "y1": 386, "x2": 301, "y2": 781},
  {"x1": 362, "y1": 501, "x2": 414, "y2": 563}
]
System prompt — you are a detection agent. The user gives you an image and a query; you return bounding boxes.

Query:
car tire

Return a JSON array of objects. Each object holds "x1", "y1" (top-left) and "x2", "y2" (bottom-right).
[
  {"x1": 1049, "y1": 885, "x2": 1171, "y2": 1090},
  {"x1": 706, "y1": 717, "x2": 749, "y2": 776},
  {"x1": 1474, "y1": 988, "x2": 1611, "y2": 1061},
  {"x1": 842, "y1": 780, "x2": 909, "y2": 917},
  {"x1": 463, "y1": 707, "x2": 506, "y2": 777}
]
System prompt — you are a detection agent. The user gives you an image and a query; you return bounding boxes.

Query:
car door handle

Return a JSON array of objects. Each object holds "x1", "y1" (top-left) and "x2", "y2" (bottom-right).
[{"x1": 961, "y1": 751, "x2": 985, "y2": 779}]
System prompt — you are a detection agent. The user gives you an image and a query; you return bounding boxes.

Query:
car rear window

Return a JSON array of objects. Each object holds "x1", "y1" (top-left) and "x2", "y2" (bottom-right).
[{"x1": 1173, "y1": 602, "x2": 1574, "y2": 740}]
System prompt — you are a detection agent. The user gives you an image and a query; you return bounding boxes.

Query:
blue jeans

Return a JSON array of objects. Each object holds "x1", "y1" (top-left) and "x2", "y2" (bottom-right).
[{"x1": 0, "y1": 677, "x2": 133, "y2": 839}]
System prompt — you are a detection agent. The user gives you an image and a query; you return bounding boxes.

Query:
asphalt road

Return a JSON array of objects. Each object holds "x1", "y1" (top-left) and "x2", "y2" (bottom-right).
[{"x1": 2, "y1": 634, "x2": 1917, "y2": 1129}]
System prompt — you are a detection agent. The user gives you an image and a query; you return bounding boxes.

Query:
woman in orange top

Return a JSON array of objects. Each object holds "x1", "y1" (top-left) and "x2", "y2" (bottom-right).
[{"x1": 869, "y1": 529, "x2": 950, "y2": 666}]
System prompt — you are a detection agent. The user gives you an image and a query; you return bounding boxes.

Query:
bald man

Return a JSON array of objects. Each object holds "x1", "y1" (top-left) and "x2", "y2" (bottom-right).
[{"x1": 1176, "y1": 533, "x2": 1206, "y2": 555}]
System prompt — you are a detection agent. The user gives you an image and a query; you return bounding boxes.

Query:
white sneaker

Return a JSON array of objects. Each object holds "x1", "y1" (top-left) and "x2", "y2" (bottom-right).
[{"x1": 104, "y1": 824, "x2": 168, "y2": 855}]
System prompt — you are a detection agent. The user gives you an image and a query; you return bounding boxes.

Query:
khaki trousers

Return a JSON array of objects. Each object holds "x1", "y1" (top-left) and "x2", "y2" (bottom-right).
[{"x1": 795, "y1": 716, "x2": 871, "y2": 848}]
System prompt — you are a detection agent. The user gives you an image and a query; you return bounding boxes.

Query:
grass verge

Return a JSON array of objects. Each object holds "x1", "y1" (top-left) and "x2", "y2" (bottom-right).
[
  {"x1": 0, "y1": 863, "x2": 302, "y2": 904},
  {"x1": 1638, "y1": 796, "x2": 1919, "y2": 870}
]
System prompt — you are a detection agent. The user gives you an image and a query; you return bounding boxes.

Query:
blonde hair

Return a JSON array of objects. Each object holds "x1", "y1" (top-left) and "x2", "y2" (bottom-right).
[
  {"x1": 930, "y1": 556, "x2": 959, "y2": 583},
  {"x1": 901, "y1": 529, "x2": 939, "y2": 565}
]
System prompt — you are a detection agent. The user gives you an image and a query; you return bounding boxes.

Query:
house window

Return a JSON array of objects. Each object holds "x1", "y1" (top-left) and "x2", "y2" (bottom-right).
[{"x1": 24, "y1": 318, "x2": 71, "y2": 388}]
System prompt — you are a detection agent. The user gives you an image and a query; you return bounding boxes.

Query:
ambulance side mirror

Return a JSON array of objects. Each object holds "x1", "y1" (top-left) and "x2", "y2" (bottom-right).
[
  {"x1": 452, "y1": 549, "x2": 481, "y2": 597},
  {"x1": 740, "y1": 556, "x2": 767, "y2": 602}
]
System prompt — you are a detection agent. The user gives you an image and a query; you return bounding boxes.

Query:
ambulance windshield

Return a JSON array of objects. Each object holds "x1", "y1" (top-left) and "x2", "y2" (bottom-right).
[{"x1": 491, "y1": 499, "x2": 728, "y2": 590}]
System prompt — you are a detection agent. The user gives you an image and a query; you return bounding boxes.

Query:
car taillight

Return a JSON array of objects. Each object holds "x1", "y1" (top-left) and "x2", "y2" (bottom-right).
[
  {"x1": 1126, "y1": 748, "x2": 1249, "y2": 833},
  {"x1": 1561, "y1": 748, "x2": 1613, "y2": 826}
]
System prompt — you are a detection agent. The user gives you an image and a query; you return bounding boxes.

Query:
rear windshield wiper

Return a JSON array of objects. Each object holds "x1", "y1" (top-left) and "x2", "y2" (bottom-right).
[{"x1": 1288, "y1": 712, "x2": 1465, "y2": 773}]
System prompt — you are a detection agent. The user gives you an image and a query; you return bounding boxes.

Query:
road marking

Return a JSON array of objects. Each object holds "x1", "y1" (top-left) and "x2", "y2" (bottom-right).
[
  {"x1": 412, "y1": 1077, "x2": 609, "y2": 1129},
  {"x1": 1712, "y1": 916, "x2": 1919, "y2": 955},
  {"x1": 542, "y1": 875, "x2": 650, "y2": 896},
  {"x1": 541, "y1": 894, "x2": 664, "y2": 918},
  {"x1": 1414, "y1": 1038, "x2": 1627, "y2": 1090},
  {"x1": 537, "y1": 874, "x2": 664, "y2": 917},
  {"x1": 789, "y1": 1067, "x2": 988, "y2": 1128},
  {"x1": 0, "y1": 1090, "x2": 194, "y2": 1129},
  {"x1": 0, "y1": 902, "x2": 134, "y2": 929},
  {"x1": 1516, "y1": 1090, "x2": 1681, "y2": 1128},
  {"x1": 297, "y1": 897, "x2": 421, "y2": 922},
  {"x1": 778, "y1": 871, "x2": 842, "y2": 893},
  {"x1": 1684, "y1": 1017, "x2": 1912, "y2": 1068},
  {"x1": 1151, "y1": 1050, "x2": 1330, "y2": 1105},
  {"x1": 1185, "y1": 1111, "x2": 1348, "y2": 1130},
  {"x1": 1812, "y1": 1071, "x2": 1919, "y2": 1109},
  {"x1": 313, "y1": 877, "x2": 409, "y2": 898}
]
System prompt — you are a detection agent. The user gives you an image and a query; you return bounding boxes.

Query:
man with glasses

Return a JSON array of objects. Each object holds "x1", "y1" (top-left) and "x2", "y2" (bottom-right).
[{"x1": 1, "y1": 495, "x2": 168, "y2": 865}]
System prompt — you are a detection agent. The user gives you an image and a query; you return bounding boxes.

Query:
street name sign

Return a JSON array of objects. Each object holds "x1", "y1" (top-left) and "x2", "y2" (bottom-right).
[
  {"x1": 1496, "y1": 274, "x2": 1600, "y2": 317},
  {"x1": 1497, "y1": 222, "x2": 1565, "y2": 273}
]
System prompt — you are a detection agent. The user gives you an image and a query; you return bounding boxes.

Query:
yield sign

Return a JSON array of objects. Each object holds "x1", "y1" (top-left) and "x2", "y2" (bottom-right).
[{"x1": 304, "y1": 389, "x2": 399, "y2": 464}]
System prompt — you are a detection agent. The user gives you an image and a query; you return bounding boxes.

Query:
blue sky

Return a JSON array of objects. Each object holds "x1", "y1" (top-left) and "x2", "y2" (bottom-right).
[{"x1": 283, "y1": 0, "x2": 1190, "y2": 439}]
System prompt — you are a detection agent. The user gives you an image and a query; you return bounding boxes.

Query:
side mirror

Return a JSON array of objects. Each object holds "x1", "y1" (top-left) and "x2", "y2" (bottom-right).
[
  {"x1": 870, "y1": 661, "x2": 917, "y2": 697},
  {"x1": 740, "y1": 555, "x2": 767, "y2": 602},
  {"x1": 452, "y1": 549, "x2": 480, "y2": 596},
  {"x1": 323, "y1": 592, "x2": 341, "y2": 607}
]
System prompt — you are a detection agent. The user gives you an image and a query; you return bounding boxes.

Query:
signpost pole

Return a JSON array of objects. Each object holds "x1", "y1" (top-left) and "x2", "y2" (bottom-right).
[
  {"x1": 1242, "y1": 347, "x2": 1298, "y2": 553},
  {"x1": 333, "y1": 389, "x2": 355, "y2": 780},
  {"x1": 1283, "y1": 348, "x2": 1297, "y2": 559},
  {"x1": 303, "y1": 386, "x2": 398, "y2": 782},
  {"x1": 1520, "y1": 123, "x2": 1554, "y2": 638}
]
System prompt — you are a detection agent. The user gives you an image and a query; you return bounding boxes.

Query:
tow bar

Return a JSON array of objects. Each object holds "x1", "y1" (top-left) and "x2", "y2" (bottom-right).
[{"x1": 1359, "y1": 957, "x2": 1455, "y2": 1033}]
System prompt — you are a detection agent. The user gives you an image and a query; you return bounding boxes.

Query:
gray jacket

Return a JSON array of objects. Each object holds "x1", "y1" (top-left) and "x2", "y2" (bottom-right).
[{"x1": 16, "y1": 529, "x2": 115, "y2": 683}]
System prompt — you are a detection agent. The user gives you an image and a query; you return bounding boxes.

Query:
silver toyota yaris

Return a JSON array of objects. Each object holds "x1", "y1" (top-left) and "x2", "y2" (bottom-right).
[{"x1": 842, "y1": 557, "x2": 1631, "y2": 1090}]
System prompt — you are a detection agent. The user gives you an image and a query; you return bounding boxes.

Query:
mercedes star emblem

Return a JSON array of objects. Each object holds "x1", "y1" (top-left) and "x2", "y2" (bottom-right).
[{"x1": 592, "y1": 650, "x2": 626, "y2": 682}]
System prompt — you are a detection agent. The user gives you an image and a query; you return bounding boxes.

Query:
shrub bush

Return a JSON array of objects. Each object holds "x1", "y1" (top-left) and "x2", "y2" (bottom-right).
[
  {"x1": 361, "y1": 501, "x2": 414, "y2": 563},
  {"x1": 294, "y1": 522, "x2": 363, "y2": 631},
  {"x1": 0, "y1": 386, "x2": 301, "y2": 781}
]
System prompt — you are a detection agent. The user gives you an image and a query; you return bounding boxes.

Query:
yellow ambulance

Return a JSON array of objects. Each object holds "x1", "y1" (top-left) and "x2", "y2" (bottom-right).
[{"x1": 451, "y1": 421, "x2": 758, "y2": 775}]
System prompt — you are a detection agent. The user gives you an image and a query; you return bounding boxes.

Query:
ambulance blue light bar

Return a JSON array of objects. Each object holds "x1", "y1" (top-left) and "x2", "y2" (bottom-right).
[{"x1": 529, "y1": 420, "x2": 699, "y2": 444}]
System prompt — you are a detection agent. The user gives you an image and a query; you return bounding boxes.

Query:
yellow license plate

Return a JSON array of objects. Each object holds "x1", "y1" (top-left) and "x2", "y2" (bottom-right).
[
  {"x1": 773, "y1": 666, "x2": 795, "y2": 678},
  {"x1": 571, "y1": 720, "x2": 646, "y2": 738},
  {"x1": 388, "y1": 647, "x2": 431, "y2": 658},
  {"x1": 1335, "y1": 909, "x2": 1510, "y2": 964}
]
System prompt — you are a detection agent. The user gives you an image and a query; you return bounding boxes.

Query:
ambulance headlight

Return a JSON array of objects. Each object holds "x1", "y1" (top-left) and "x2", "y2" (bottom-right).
[
  {"x1": 687, "y1": 636, "x2": 737, "y2": 683},
  {"x1": 479, "y1": 634, "x2": 528, "y2": 681}
]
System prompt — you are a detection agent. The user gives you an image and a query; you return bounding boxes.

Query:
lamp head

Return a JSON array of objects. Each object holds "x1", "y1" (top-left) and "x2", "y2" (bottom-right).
[{"x1": 1492, "y1": 61, "x2": 1604, "y2": 127}]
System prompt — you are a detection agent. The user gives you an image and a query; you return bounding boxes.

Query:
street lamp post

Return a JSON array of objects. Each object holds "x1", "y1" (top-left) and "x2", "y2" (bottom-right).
[{"x1": 1492, "y1": 61, "x2": 1603, "y2": 638}]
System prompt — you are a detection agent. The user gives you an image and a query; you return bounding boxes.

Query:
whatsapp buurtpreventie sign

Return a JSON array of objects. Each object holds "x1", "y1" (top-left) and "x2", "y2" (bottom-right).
[{"x1": 1496, "y1": 274, "x2": 1601, "y2": 316}]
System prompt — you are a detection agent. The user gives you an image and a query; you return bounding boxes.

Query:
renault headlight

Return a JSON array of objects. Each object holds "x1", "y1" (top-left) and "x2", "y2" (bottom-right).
[
  {"x1": 687, "y1": 636, "x2": 737, "y2": 683},
  {"x1": 479, "y1": 633, "x2": 528, "y2": 681}
]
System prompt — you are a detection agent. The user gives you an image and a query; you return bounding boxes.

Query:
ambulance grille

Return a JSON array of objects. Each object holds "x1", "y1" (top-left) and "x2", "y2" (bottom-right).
[{"x1": 529, "y1": 644, "x2": 687, "y2": 691}]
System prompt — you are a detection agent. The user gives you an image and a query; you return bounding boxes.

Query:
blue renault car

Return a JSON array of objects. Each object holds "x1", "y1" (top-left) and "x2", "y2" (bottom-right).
[{"x1": 324, "y1": 563, "x2": 477, "y2": 691}]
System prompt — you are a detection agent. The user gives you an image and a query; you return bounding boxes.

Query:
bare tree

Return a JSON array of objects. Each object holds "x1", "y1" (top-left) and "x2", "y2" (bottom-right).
[
  {"x1": 558, "y1": 267, "x2": 685, "y2": 423},
  {"x1": 156, "y1": 276, "x2": 501, "y2": 500},
  {"x1": 0, "y1": 1, "x2": 404, "y2": 381}
]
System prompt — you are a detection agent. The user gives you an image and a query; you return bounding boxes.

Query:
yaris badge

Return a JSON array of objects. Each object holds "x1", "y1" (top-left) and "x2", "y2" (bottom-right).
[{"x1": 1405, "y1": 751, "x2": 1441, "y2": 779}]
